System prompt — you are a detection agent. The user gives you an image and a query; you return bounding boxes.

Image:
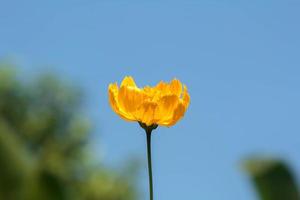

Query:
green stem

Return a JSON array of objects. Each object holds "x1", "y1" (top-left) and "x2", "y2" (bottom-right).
[{"x1": 146, "y1": 130, "x2": 153, "y2": 200}]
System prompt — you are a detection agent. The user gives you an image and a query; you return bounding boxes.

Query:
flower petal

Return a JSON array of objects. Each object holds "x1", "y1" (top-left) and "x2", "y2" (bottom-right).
[
  {"x1": 154, "y1": 81, "x2": 168, "y2": 94},
  {"x1": 169, "y1": 79, "x2": 182, "y2": 97},
  {"x1": 164, "y1": 102, "x2": 186, "y2": 126},
  {"x1": 118, "y1": 86, "x2": 147, "y2": 113},
  {"x1": 121, "y1": 76, "x2": 137, "y2": 87},
  {"x1": 108, "y1": 83, "x2": 135, "y2": 121},
  {"x1": 143, "y1": 86, "x2": 155, "y2": 98},
  {"x1": 181, "y1": 85, "x2": 190, "y2": 108},
  {"x1": 154, "y1": 95, "x2": 179, "y2": 124},
  {"x1": 159, "y1": 85, "x2": 190, "y2": 126},
  {"x1": 134, "y1": 101, "x2": 157, "y2": 126}
]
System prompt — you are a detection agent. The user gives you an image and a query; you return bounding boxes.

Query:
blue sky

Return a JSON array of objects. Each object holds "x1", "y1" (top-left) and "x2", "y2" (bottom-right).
[{"x1": 1, "y1": 0, "x2": 300, "y2": 199}]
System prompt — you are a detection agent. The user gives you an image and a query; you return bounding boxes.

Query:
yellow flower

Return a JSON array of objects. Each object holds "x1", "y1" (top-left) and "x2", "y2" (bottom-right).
[{"x1": 108, "y1": 76, "x2": 190, "y2": 127}]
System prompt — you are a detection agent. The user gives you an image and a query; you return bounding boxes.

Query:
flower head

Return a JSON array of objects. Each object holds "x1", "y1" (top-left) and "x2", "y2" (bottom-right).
[{"x1": 108, "y1": 76, "x2": 190, "y2": 127}]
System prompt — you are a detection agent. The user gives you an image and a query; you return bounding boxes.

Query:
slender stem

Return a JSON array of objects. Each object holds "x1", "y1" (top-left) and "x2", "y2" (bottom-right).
[{"x1": 146, "y1": 130, "x2": 153, "y2": 200}]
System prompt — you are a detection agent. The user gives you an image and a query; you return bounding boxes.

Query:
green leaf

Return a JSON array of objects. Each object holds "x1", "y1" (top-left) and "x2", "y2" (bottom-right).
[{"x1": 243, "y1": 158, "x2": 300, "y2": 200}]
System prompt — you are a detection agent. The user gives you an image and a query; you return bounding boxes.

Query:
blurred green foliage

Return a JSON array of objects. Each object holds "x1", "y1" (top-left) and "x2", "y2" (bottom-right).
[
  {"x1": 244, "y1": 158, "x2": 300, "y2": 200},
  {"x1": 0, "y1": 63, "x2": 138, "y2": 200}
]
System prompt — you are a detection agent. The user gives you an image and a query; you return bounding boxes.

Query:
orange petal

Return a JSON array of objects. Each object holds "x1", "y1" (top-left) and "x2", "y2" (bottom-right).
[
  {"x1": 154, "y1": 95, "x2": 179, "y2": 124},
  {"x1": 134, "y1": 101, "x2": 157, "y2": 126},
  {"x1": 155, "y1": 81, "x2": 168, "y2": 93},
  {"x1": 181, "y1": 85, "x2": 190, "y2": 108},
  {"x1": 166, "y1": 102, "x2": 187, "y2": 126},
  {"x1": 118, "y1": 86, "x2": 147, "y2": 114},
  {"x1": 108, "y1": 83, "x2": 135, "y2": 121},
  {"x1": 143, "y1": 86, "x2": 156, "y2": 98},
  {"x1": 169, "y1": 79, "x2": 182, "y2": 97},
  {"x1": 121, "y1": 76, "x2": 137, "y2": 87}
]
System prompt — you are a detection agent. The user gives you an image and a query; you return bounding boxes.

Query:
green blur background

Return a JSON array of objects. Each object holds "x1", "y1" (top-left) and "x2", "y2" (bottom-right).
[{"x1": 0, "y1": 64, "x2": 138, "y2": 200}]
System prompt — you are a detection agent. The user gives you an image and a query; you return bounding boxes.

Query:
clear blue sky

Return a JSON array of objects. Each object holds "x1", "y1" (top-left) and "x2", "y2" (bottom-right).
[{"x1": 1, "y1": 0, "x2": 300, "y2": 199}]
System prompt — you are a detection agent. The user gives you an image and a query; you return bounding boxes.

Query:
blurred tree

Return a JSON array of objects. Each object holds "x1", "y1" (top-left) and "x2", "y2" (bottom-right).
[
  {"x1": 0, "y1": 63, "x2": 138, "y2": 200},
  {"x1": 244, "y1": 158, "x2": 300, "y2": 200}
]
